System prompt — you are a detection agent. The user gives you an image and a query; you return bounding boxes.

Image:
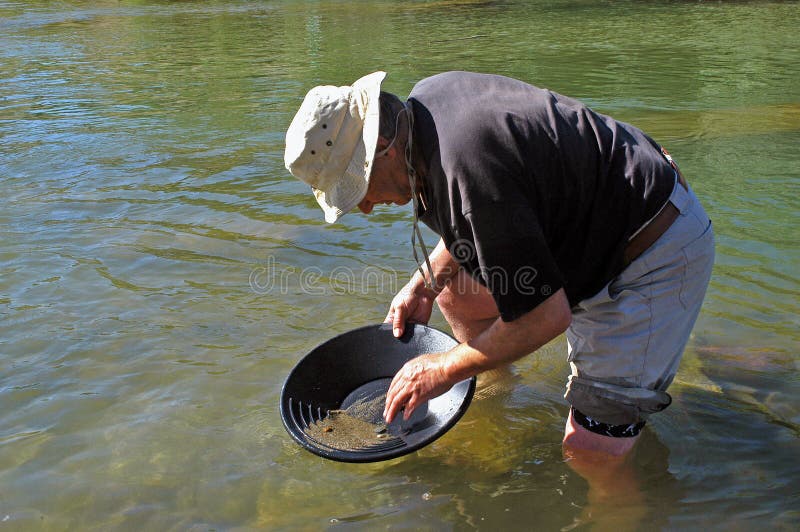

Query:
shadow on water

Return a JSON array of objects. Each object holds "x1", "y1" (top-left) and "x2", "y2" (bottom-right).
[
  {"x1": 379, "y1": 398, "x2": 682, "y2": 531},
  {"x1": 260, "y1": 334, "x2": 800, "y2": 530},
  {"x1": 261, "y1": 371, "x2": 686, "y2": 530}
]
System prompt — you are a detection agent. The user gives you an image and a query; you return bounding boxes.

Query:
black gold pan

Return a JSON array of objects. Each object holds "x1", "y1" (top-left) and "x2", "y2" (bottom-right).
[{"x1": 280, "y1": 323, "x2": 476, "y2": 463}]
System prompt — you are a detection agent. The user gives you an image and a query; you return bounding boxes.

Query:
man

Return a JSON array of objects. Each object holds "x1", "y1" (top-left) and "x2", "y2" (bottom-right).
[{"x1": 284, "y1": 71, "x2": 714, "y2": 458}]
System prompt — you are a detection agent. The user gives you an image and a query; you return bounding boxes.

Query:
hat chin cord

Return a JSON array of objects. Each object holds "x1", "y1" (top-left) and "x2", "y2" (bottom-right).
[{"x1": 403, "y1": 102, "x2": 435, "y2": 291}]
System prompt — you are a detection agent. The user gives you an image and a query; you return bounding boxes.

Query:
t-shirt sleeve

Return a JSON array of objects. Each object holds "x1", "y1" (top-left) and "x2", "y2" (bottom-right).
[{"x1": 463, "y1": 202, "x2": 565, "y2": 321}]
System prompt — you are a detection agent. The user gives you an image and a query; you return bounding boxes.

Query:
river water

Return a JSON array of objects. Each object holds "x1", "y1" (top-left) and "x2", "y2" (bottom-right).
[{"x1": 1, "y1": 1, "x2": 798, "y2": 530}]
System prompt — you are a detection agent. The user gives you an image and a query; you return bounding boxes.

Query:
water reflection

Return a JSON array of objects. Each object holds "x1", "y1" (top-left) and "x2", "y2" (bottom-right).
[{"x1": 1, "y1": 0, "x2": 799, "y2": 529}]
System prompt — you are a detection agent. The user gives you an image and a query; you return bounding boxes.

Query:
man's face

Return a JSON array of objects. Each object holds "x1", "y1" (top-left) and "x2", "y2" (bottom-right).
[{"x1": 357, "y1": 137, "x2": 412, "y2": 214}]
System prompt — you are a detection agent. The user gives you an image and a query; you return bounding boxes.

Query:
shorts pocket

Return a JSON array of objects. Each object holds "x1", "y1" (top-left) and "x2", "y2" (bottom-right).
[
  {"x1": 679, "y1": 221, "x2": 715, "y2": 309},
  {"x1": 565, "y1": 327, "x2": 584, "y2": 364}
]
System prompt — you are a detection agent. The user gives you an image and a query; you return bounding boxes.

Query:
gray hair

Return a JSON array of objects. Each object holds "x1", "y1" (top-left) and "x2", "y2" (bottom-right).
[{"x1": 378, "y1": 91, "x2": 406, "y2": 141}]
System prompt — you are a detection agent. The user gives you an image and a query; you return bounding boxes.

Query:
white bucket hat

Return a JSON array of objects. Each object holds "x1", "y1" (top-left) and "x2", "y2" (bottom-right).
[{"x1": 284, "y1": 71, "x2": 387, "y2": 223}]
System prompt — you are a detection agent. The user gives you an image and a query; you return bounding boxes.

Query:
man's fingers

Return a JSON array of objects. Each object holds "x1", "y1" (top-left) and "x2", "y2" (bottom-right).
[
  {"x1": 384, "y1": 301, "x2": 405, "y2": 337},
  {"x1": 384, "y1": 373, "x2": 408, "y2": 423},
  {"x1": 383, "y1": 389, "x2": 403, "y2": 424},
  {"x1": 384, "y1": 389, "x2": 419, "y2": 423},
  {"x1": 403, "y1": 394, "x2": 420, "y2": 421},
  {"x1": 392, "y1": 304, "x2": 406, "y2": 337}
]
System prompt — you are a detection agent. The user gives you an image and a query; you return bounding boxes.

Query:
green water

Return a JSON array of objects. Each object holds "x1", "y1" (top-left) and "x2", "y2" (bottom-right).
[{"x1": 1, "y1": 0, "x2": 798, "y2": 529}]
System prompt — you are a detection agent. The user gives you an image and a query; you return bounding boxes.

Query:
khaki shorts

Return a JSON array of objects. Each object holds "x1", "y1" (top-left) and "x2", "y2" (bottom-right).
[{"x1": 564, "y1": 180, "x2": 715, "y2": 425}]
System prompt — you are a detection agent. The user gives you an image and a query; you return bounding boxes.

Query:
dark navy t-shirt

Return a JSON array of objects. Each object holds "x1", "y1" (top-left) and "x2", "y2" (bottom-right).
[{"x1": 409, "y1": 71, "x2": 676, "y2": 321}]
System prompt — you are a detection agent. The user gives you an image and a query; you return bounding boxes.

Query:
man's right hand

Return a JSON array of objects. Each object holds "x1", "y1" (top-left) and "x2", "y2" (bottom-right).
[{"x1": 384, "y1": 278, "x2": 438, "y2": 337}]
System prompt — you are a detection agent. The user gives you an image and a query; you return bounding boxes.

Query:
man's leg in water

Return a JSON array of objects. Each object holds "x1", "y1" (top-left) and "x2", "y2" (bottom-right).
[
  {"x1": 437, "y1": 270, "x2": 641, "y2": 457},
  {"x1": 439, "y1": 269, "x2": 647, "y2": 526}
]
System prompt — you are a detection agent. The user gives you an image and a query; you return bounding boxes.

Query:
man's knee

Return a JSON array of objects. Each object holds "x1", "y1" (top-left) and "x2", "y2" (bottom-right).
[
  {"x1": 436, "y1": 270, "x2": 499, "y2": 322},
  {"x1": 435, "y1": 271, "x2": 499, "y2": 342}
]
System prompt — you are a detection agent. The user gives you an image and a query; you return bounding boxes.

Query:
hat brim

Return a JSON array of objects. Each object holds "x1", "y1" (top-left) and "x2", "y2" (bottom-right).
[
  {"x1": 315, "y1": 71, "x2": 386, "y2": 223},
  {"x1": 312, "y1": 143, "x2": 369, "y2": 223}
]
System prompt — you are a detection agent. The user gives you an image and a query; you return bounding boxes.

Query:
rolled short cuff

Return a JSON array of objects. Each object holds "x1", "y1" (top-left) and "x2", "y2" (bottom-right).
[{"x1": 564, "y1": 375, "x2": 672, "y2": 425}]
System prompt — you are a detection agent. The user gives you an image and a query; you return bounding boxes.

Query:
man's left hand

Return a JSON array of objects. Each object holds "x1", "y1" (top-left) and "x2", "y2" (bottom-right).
[{"x1": 383, "y1": 352, "x2": 455, "y2": 423}]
